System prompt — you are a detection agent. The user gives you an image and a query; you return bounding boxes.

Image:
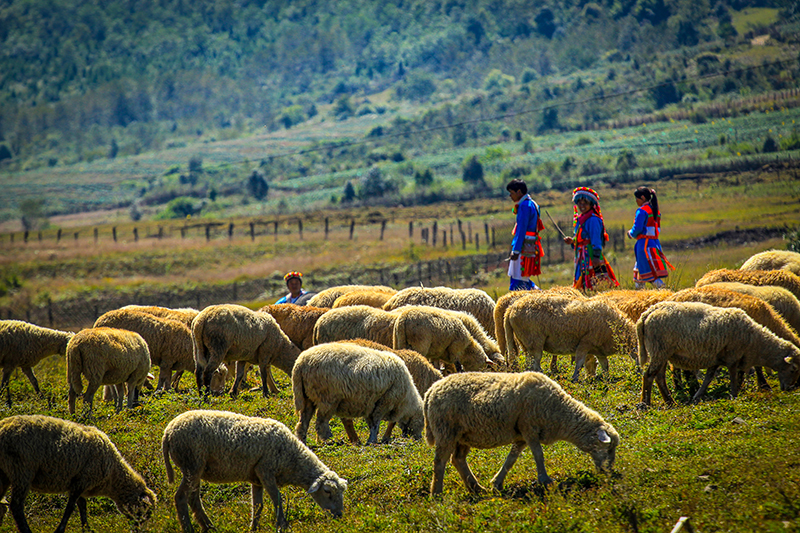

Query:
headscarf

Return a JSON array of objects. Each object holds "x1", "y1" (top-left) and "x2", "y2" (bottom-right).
[
  {"x1": 283, "y1": 271, "x2": 303, "y2": 282},
  {"x1": 572, "y1": 186, "x2": 604, "y2": 224}
]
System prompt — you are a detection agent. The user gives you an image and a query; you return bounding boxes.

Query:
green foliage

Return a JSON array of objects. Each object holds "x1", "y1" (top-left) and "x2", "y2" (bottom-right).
[
  {"x1": 157, "y1": 197, "x2": 200, "y2": 219},
  {"x1": 483, "y1": 69, "x2": 515, "y2": 92},
  {"x1": 616, "y1": 150, "x2": 638, "y2": 173},
  {"x1": 462, "y1": 155, "x2": 485, "y2": 185},
  {"x1": 0, "y1": 145, "x2": 11, "y2": 161},
  {"x1": 342, "y1": 181, "x2": 356, "y2": 203},
  {"x1": 762, "y1": 136, "x2": 778, "y2": 153},
  {"x1": 279, "y1": 105, "x2": 307, "y2": 129},
  {"x1": 332, "y1": 96, "x2": 355, "y2": 120},
  {"x1": 358, "y1": 167, "x2": 396, "y2": 199},
  {"x1": 395, "y1": 71, "x2": 438, "y2": 102},
  {"x1": 188, "y1": 156, "x2": 203, "y2": 174},
  {"x1": 785, "y1": 227, "x2": 800, "y2": 253},
  {"x1": 19, "y1": 198, "x2": 47, "y2": 231},
  {"x1": 247, "y1": 171, "x2": 269, "y2": 201},
  {"x1": 413, "y1": 167, "x2": 434, "y2": 187}
]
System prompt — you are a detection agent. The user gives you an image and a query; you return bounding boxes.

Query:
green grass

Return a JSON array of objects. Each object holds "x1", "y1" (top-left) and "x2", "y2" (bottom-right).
[{"x1": 731, "y1": 8, "x2": 781, "y2": 36}]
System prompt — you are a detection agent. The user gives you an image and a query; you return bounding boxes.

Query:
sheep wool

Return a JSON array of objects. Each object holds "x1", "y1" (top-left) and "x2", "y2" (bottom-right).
[
  {"x1": 312, "y1": 305, "x2": 400, "y2": 347},
  {"x1": 695, "y1": 268, "x2": 800, "y2": 301},
  {"x1": 191, "y1": 304, "x2": 300, "y2": 397},
  {"x1": 308, "y1": 284, "x2": 396, "y2": 308},
  {"x1": 637, "y1": 301, "x2": 800, "y2": 406},
  {"x1": 0, "y1": 320, "x2": 74, "y2": 395},
  {"x1": 292, "y1": 343, "x2": 424, "y2": 445},
  {"x1": 259, "y1": 303, "x2": 330, "y2": 350},
  {"x1": 66, "y1": 327, "x2": 151, "y2": 414},
  {"x1": 703, "y1": 282, "x2": 800, "y2": 334},
  {"x1": 383, "y1": 286, "x2": 496, "y2": 336},
  {"x1": 740, "y1": 250, "x2": 800, "y2": 276},
  {"x1": 119, "y1": 304, "x2": 199, "y2": 327},
  {"x1": 332, "y1": 289, "x2": 395, "y2": 309},
  {"x1": 424, "y1": 372, "x2": 619, "y2": 494},
  {"x1": 162, "y1": 410, "x2": 347, "y2": 533},
  {"x1": 0, "y1": 414, "x2": 156, "y2": 532},
  {"x1": 592, "y1": 289, "x2": 675, "y2": 322}
]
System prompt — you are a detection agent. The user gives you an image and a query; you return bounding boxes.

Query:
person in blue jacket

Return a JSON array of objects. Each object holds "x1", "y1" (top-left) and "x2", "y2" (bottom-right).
[
  {"x1": 275, "y1": 271, "x2": 308, "y2": 304},
  {"x1": 506, "y1": 179, "x2": 544, "y2": 291},
  {"x1": 627, "y1": 186, "x2": 673, "y2": 289}
]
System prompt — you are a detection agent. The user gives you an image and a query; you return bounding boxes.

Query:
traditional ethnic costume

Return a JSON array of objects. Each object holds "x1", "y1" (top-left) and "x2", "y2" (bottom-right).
[
  {"x1": 628, "y1": 201, "x2": 673, "y2": 288},
  {"x1": 276, "y1": 271, "x2": 308, "y2": 304},
  {"x1": 570, "y1": 187, "x2": 619, "y2": 291},
  {"x1": 508, "y1": 194, "x2": 544, "y2": 291}
]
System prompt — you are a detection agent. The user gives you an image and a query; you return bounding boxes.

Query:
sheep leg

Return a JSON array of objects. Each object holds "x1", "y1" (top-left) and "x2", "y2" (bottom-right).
[
  {"x1": 571, "y1": 339, "x2": 593, "y2": 382},
  {"x1": 490, "y1": 441, "x2": 526, "y2": 492},
  {"x1": 430, "y1": 441, "x2": 457, "y2": 495},
  {"x1": 380, "y1": 421, "x2": 396, "y2": 444},
  {"x1": 125, "y1": 381, "x2": 139, "y2": 410},
  {"x1": 692, "y1": 366, "x2": 718, "y2": 403},
  {"x1": 171, "y1": 370, "x2": 184, "y2": 392},
  {"x1": 0, "y1": 369, "x2": 12, "y2": 407},
  {"x1": 250, "y1": 484, "x2": 264, "y2": 531},
  {"x1": 260, "y1": 475, "x2": 287, "y2": 532},
  {"x1": 19, "y1": 367, "x2": 40, "y2": 393},
  {"x1": 83, "y1": 382, "x2": 102, "y2": 414},
  {"x1": 451, "y1": 443, "x2": 484, "y2": 494},
  {"x1": 157, "y1": 367, "x2": 172, "y2": 392},
  {"x1": 654, "y1": 366, "x2": 675, "y2": 406},
  {"x1": 549, "y1": 354, "x2": 559, "y2": 374},
  {"x1": 585, "y1": 356, "x2": 597, "y2": 378},
  {"x1": 294, "y1": 398, "x2": 316, "y2": 444},
  {"x1": 522, "y1": 432, "x2": 553, "y2": 486},
  {"x1": 9, "y1": 483, "x2": 32, "y2": 533},
  {"x1": 76, "y1": 497, "x2": 88, "y2": 529},
  {"x1": 313, "y1": 404, "x2": 335, "y2": 442},
  {"x1": 187, "y1": 478, "x2": 213, "y2": 533},
  {"x1": 258, "y1": 363, "x2": 279, "y2": 397},
  {"x1": 0, "y1": 473, "x2": 7, "y2": 525},
  {"x1": 729, "y1": 362, "x2": 743, "y2": 399},
  {"x1": 754, "y1": 366, "x2": 771, "y2": 391},
  {"x1": 194, "y1": 364, "x2": 204, "y2": 394},
  {"x1": 597, "y1": 356, "x2": 610, "y2": 377},
  {"x1": 54, "y1": 490, "x2": 82, "y2": 533},
  {"x1": 174, "y1": 473, "x2": 196, "y2": 533},
  {"x1": 229, "y1": 361, "x2": 248, "y2": 398},
  {"x1": 341, "y1": 419, "x2": 362, "y2": 445},
  {"x1": 640, "y1": 364, "x2": 661, "y2": 406}
]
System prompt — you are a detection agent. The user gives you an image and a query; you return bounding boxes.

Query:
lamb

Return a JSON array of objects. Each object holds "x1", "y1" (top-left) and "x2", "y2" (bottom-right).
[
  {"x1": 332, "y1": 289, "x2": 395, "y2": 309},
  {"x1": 392, "y1": 306, "x2": 494, "y2": 372},
  {"x1": 95, "y1": 308, "x2": 194, "y2": 392},
  {"x1": 637, "y1": 301, "x2": 800, "y2": 406},
  {"x1": 67, "y1": 327, "x2": 151, "y2": 414},
  {"x1": 383, "y1": 286, "x2": 496, "y2": 336},
  {"x1": 695, "y1": 268, "x2": 800, "y2": 301},
  {"x1": 191, "y1": 304, "x2": 301, "y2": 397},
  {"x1": 292, "y1": 342, "x2": 424, "y2": 445},
  {"x1": 592, "y1": 289, "x2": 675, "y2": 322},
  {"x1": 504, "y1": 294, "x2": 638, "y2": 381},
  {"x1": 0, "y1": 320, "x2": 74, "y2": 397},
  {"x1": 258, "y1": 303, "x2": 329, "y2": 350},
  {"x1": 424, "y1": 372, "x2": 619, "y2": 494},
  {"x1": 308, "y1": 285, "x2": 396, "y2": 308},
  {"x1": 162, "y1": 410, "x2": 347, "y2": 533},
  {"x1": 740, "y1": 250, "x2": 800, "y2": 276},
  {"x1": 312, "y1": 305, "x2": 400, "y2": 347},
  {"x1": 0, "y1": 414, "x2": 156, "y2": 533},
  {"x1": 701, "y1": 282, "x2": 800, "y2": 333}
]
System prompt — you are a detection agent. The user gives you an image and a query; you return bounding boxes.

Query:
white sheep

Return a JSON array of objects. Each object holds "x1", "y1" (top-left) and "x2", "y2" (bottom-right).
[
  {"x1": 637, "y1": 301, "x2": 800, "y2": 406},
  {"x1": 191, "y1": 304, "x2": 300, "y2": 397},
  {"x1": 592, "y1": 289, "x2": 675, "y2": 322},
  {"x1": 331, "y1": 289, "x2": 396, "y2": 309},
  {"x1": 504, "y1": 294, "x2": 637, "y2": 380},
  {"x1": 308, "y1": 285, "x2": 396, "y2": 308},
  {"x1": 702, "y1": 281, "x2": 800, "y2": 334},
  {"x1": 292, "y1": 342, "x2": 424, "y2": 445},
  {"x1": 0, "y1": 414, "x2": 156, "y2": 532},
  {"x1": 312, "y1": 305, "x2": 400, "y2": 347},
  {"x1": 0, "y1": 320, "x2": 74, "y2": 397},
  {"x1": 424, "y1": 372, "x2": 619, "y2": 494},
  {"x1": 695, "y1": 268, "x2": 800, "y2": 301},
  {"x1": 740, "y1": 249, "x2": 800, "y2": 276},
  {"x1": 95, "y1": 308, "x2": 194, "y2": 392},
  {"x1": 383, "y1": 286, "x2": 496, "y2": 337},
  {"x1": 392, "y1": 306, "x2": 494, "y2": 372},
  {"x1": 162, "y1": 410, "x2": 347, "y2": 533},
  {"x1": 67, "y1": 327, "x2": 151, "y2": 414},
  {"x1": 258, "y1": 303, "x2": 329, "y2": 350},
  {"x1": 119, "y1": 305, "x2": 199, "y2": 327}
]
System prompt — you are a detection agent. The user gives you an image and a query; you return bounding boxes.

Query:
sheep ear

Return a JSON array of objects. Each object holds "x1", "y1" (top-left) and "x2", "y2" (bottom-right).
[
  {"x1": 309, "y1": 476, "x2": 324, "y2": 493},
  {"x1": 597, "y1": 429, "x2": 611, "y2": 444},
  {"x1": 785, "y1": 356, "x2": 793, "y2": 365}
]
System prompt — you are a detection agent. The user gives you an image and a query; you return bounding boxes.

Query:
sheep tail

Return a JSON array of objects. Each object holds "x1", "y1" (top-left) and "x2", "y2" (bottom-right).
[
  {"x1": 423, "y1": 394, "x2": 435, "y2": 447},
  {"x1": 393, "y1": 315, "x2": 407, "y2": 350},
  {"x1": 192, "y1": 317, "x2": 206, "y2": 367},
  {"x1": 636, "y1": 314, "x2": 649, "y2": 367},
  {"x1": 66, "y1": 344, "x2": 83, "y2": 396},
  {"x1": 503, "y1": 313, "x2": 519, "y2": 368},
  {"x1": 292, "y1": 370, "x2": 305, "y2": 414},
  {"x1": 162, "y1": 435, "x2": 174, "y2": 484}
]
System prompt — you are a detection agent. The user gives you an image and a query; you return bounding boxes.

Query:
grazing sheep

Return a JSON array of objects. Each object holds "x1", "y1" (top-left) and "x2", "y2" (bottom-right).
[
  {"x1": 504, "y1": 294, "x2": 637, "y2": 381},
  {"x1": 494, "y1": 287, "x2": 585, "y2": 359},
  {"x1": 312, "y1": 305, "x2": 400, "y2": 347},
  {"x1": 191, "y1": 304, "x2": 300, "y2": 397},
  {"x1": 292, "y1": 343, "x2": 424, "y2": 445},
  {"x1": 392, "y1": 306, "x2": 494, "y2": 372},
  {"x1": 383, "y1": 286, "x2": 496, "y2": 337},
  {"x1": 740, "y1": 250, "x2": 800, "y2": 276},
  {"x1": 637, "y1": 301, "x2": 800, "y2": 406},
  {"x1": 424, "y1": 372, "x2": 619, "y2": 494},
  {"x1": 339, "y1": 339, "x2": 442, "y2": 442},
  {"x1": 332, "y1": 289, "x2": 395, "y2": 309},
  {"x1": 162, "y1": 410, "x2": 347, "y2": 533},
  {"x1": 119, "y1": 305, "x2": 199, "y2": 327},
  {"x1": 0, "y1": 414, "x2": 156, "y2": 533},
  {"x1": 592, "y1": 289, "x2": 675, "y2": 322},
  {"x1": 67, "y1": 327, "x2": 151, "y2": 414},
  {"x1": 695, "y1": 268, "x2": 800, "y2": 301},
  {"x1": 258, "y1": 303, "x2": 329, "y2": 350},
  {"x1": 442, "y1": 308, "x2": 504, "y2": 367},
  {"x1": 95, "y1": 309, "x2": 194, "y2": 392},
  {"x1": 0, "y1": 320, "x2": 74, "y2": 396},
  {"x1": 702, "y1": 282, "x2": 800, "y2": 334},
  {"x1": 308, "y1": 285, "x2": 396, "y2": 308}
]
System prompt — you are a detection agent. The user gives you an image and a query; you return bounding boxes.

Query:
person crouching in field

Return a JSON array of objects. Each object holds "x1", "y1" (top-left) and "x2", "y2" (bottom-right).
[
  {"x1": 627, "y1": 187, "x2": 673, "y2": 289},
  {"x1": 506, "y1": 179, "x2": 545, "y2": 291}
]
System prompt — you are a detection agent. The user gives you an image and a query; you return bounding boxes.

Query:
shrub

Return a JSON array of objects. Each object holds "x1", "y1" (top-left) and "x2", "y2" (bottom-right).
[
  {"x1": 247, "y1": 171, "x2": 269, "y2": 200},
  {"x1": 762, "y1": 136, "x2": 778, "y2": 153},
  {"x1": 157, "y1": 197, "x2": 200, "y2": 219},
  {"x1": 414, "y1": 167, "x2": 434, "y2": 187},
  {"x1": 462, "y1": 155, "x2": 485, "y2": 185}
]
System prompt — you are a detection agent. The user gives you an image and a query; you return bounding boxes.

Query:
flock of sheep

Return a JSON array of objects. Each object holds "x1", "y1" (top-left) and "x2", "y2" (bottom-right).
[{"x1": 0, "y1": 249, "x2": 799, "y2": 532}]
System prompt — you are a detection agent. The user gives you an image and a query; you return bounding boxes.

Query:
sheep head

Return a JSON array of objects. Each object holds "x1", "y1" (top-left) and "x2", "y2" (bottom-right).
[{"x1": 308, "y1": 471, "x2": 348, "y2": 519}]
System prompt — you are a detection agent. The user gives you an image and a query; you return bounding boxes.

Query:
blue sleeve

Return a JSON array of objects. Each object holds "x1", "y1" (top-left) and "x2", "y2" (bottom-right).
[
  {"x1": 586, "y1": 216, "x2": 605, "y2": 256},
  {"x1": 628, "y1": 208, "x2": 647, "y2": 238},
  {"x1": 275, "y1": 295, "x2": 288, "y2": 304},
  {"x1": 511, "y1": 201, "x2": 533, "y2": 253}
]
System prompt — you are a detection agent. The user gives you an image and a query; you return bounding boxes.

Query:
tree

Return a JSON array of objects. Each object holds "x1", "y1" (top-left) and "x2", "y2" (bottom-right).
[
  {"x1": 0, "y1": 144, "x2": 11, "y2": 162},
  {"x1": 538, "y1": 108, "x2": 560, "y2": 133},
  {"x1": 462, "y1": 155, "x2": 485, "y2": 185},
  {"x1": 414, "y1": 167, "x2": 434, "y2": 187},
  {"x1": 247, "y1": 171, "x2": 269, "y2": 200},
  {"x1": 342, "y1": 181, "x2": 356, "y2": 202},
  {"x1": 534, "y1": 8, "x2": 557, "y2": 39},
  {"x1": 762, "y1": 136, "x2": 778, "y2": 153},
  {"x1": 108, "y1": 139, "x2": 119, "y2": 159},
  {"x1": 616, "y1": 150, "x2": 638, "y2": 173},
  {"x1": 19, "y1": 199, "x2": 47, "y2": 231},
  {"x1": 358, "y1": 167, "x2": 396, "y2": 199}
]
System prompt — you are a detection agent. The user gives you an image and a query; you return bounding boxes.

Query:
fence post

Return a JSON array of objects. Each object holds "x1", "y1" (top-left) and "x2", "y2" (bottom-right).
[
  {"x1": 23, "y1": 231, "x2": 28, "y2": 243},
  {"x1": 408, "y1": 221, "x2": 413, "y2": 238},
  {"x1": 74, "y1": 232, "x2": 79, "y2": 243},
  {"x1": 484, "y1": 222, "x2": 489, "y2": 245},
  {"x1": 205, "y1": 225, "x2": 210, "y2": 241},
  {"x1": 158, "y1": 226, "x2": 163, "y2": 240},
  {"x1": 298, "y1": 219, "x2": 303, "y2": 240},
  {"x1": 468, "y1": 222, "x2": 472, "y2": 243},
  {"x1": 460, "y1": 230, "x2": 466, "y2": 250},
  {"x1": 250, "y1": 222, "x2": 255, "y2": 241},
  {"x1": 325, "y1": 218, "x2": 329, "y2": 240},
  {"x1": 180, "y1": 226, "x2": 185, "y2": 239},
  {"x1": 432, "y1": 221, "x2": 438, "y2": 246},
  {"x1": 38, "y1": 231, "x2": 42, "y2": 242},
  {"x1": 442, "y1": 230, "x2": 447, "y2": 247},
  {"x1": 380, "y1": 220, "x2": 387, "y2": 240},
  {"x1": 48, "y1": 298, "x2": 53, "y2": 327},
  {"x1": 475, "y1": 233, "x2": 480, "y2": 251},
  {"x1": 349, "y1": 219, "x2": 355, "y2": 240},
  {"x1": 57, "y1": 229, "x2": 62, "y2": 243},
  {"x1": 228, "y1": 223, "x2": 234, "y2": 240},
  {"x1": 492, "y1": 227, "x2": 496, "y2": 248}
]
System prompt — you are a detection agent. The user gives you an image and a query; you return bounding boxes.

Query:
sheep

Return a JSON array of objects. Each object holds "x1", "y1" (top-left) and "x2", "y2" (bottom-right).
[
  {"x1": 701, "y1": 282, "x2": 800, "y2": 333},
  {"x1": 331, "y1": 289, "x2": 395, "y2": 309},
  {"x1": 740, "y1": 250, "x2": 800, "y2": 276},
  {"x1": 637, "y1": 301, "x2": 800, "y2": 406},
  {"x1": 504, "y1": 294, "x2": 637, "y2": 381},
  {"x1": 191, "y1": 304, "x2": 301, "y2": 397},
  {"x1": 312, "y1": 305, "x2": 400, "y2": 347},
  {"x1": 119, "y1": 304, "x2": 199, "y2": 327},
  {"x1": 95, "y1": 308, "x2": 194, "y2": 392},
  {"x1": 442, "y1": 308, "x2": 504, "y2": 367},
  {"x1": 67, "y1": 327, "x2": 151, "y2": 414},
  {"x1": 695, "y1": 268, "x2": 800, "y2": 301},
  {"x1": 383, "y1": 286, "x2": 496, "y2": 336},
  {"x1": 258, "y1": 303, "x2": 329, "y2": 350},
  {"x1": 0, "y1": 320, "x2": 74, "y2": 398},
  {"x1": 592, "y1": 289, "x2": 675, "y2": 322},
  {"x1": 292, "y1": 342, "x2": 424, "y2": 445},
  {"x1": 162, "y1": 410, "x2": 347, "y2": 533},
  {"x1": 0, "y1": 414, "x2": 156, "y2": 533},
  {"x1": 338, "y1": 338, "x2": 442, "y2": 442},
  {"x1": 391, "y1": 306, "x2": 494, "y2": 372},
  {"x1": 494, "y1": 287, "x2": 585, "y2": 362},
  {"x1": 308, "y1": 285, "x2": 396, "y2": 308},
  {"x1": 424, "y1": 371, "x2": 619, "y2": 494}
]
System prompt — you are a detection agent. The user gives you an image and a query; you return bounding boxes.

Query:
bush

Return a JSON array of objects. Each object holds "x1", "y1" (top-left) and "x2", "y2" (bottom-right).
[
  {"x1": 414, "y1": 167, "x2": 434, "y2": 187},
  {"x1": 462, "y1": 155, "x2": 485, "y2": 185},
  {"x1": 762, "y1": 136, "x2": 778, "y2": 153},
  {"x1": 247, "y1": 171, "x2": 269, "y2": 200},
  {"x1": 157, "y1": 197, "x2": 200, "y2": 219}
]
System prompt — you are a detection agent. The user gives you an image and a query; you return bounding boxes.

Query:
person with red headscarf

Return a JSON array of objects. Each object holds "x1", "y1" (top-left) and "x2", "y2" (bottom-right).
[
  {"x1": 563, "y1": 187, "x2": 619, "y2": 291},
  {"x1": 275, "y1": 271, "x2": 307, "y2": 304}
]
